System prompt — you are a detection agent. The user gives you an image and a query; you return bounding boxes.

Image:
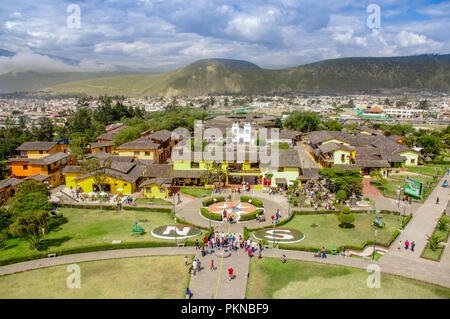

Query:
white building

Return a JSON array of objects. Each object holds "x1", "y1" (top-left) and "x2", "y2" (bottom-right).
[{"x1": 384, "y1": 108, "x2": 424, "y2": 119}]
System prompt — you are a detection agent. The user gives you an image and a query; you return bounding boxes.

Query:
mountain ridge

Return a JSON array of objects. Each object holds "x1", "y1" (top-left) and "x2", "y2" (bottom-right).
[{"x1": 3, "y1": 54, "x2": 450, "y2": 96}]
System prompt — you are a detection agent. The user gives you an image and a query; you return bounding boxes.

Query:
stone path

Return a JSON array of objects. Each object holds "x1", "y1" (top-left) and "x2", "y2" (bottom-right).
[
  {"x1": 387, "y1": 175, "x2": 450, "y2": 261},
  {"x1": 362, "y1": 178, "x2": 384, "y2": 196}
]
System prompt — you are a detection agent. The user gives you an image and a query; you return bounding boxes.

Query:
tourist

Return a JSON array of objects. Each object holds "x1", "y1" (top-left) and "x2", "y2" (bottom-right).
[
  {"x1": 185, "y1": 256, "x2": 188, "y2": 266},
  {"x1": 271, "y1": 215, "x2": 275, "y2": 225},
  {"x1": 321, "y1": 247, "x2": 327, "y2": 259},
  {"x1": 436, "y1": 197, "x2": 440, "y2": 204},
  {"x1": 195, "y1": 239, "x2": 200, "y2": 250},
  {"x1": 398, "y1": 240, "x2": 402, "y2": 251},
  {"x1": 210, "y1": 260, "x2": 215, "y2": 271},
  {"x1": 201, "y1": 245, "x2": 205, "y2": 257},
  {"x1": 248, "y1": 247, "x2": 253, "y2": 257},
  {"x1": 238, "y1": 188, "x2": 241, "y2": 195},
  {"x1": 404, "y1": 240, "x2": 409, "y2": 250},
  {"x1": 186, "y1": 287, "x2": 192, "y2": 299},
  {"x1": 411, "y1": 241, "x2": 415, "y2": 252},
  {"x1": 281, "y1": 254, "x2": 287, "y2": 264},
  {"x1": 228, "y1": 268, "x2": 234, "y2": 281}
]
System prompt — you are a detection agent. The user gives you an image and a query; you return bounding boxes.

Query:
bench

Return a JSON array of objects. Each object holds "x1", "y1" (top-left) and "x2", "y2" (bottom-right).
[
  {"x1": 177, "y1": 242, "x2": 186, "y2": 247},
  {"x1": 48, "y1": 253, "x2": 56, "y2": 258}
]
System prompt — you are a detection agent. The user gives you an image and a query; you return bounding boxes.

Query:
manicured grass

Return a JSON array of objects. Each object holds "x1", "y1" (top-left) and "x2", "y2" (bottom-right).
[
  {"x1": 0, "y1": 208, "x2": 203, "y2": 263},
  {"x1": 180, "y1": 187, "x2": 212, "y2": 198},
  {"x1": 371, "y1": 179, "x2": 433, "y2": 203},
  {"x1": 135, "y1": 198, "x2": 173, "y2": 205},
  {"x1": 406, "y1": 166, "x2": 446, "y2": 177},
  {"x1": 246, "y1": 258, "x2": 450, "y2": 299},
  {"x1": 389, "y1": 175, "x2": 437, "y2": 185},
  {"x1": 0, "y1": 256, "x2": 191, "y2": 299},
  {"x1": 422, "y1": 216, "x2": 449, "y2": 261},
  {"x1": 252, "y1": 213, "x2": 402, "y2": 250}
]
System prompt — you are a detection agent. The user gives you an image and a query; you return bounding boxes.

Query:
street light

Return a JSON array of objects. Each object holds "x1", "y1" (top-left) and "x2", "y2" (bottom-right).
[{"x1": 372, "y1": 229, "x2": 377, "y2": 261}]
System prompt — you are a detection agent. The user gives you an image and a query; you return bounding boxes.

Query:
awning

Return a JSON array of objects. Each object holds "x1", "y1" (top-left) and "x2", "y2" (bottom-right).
[{"x1": 275, "y1": 178, "x2": 287, "y2": 184}]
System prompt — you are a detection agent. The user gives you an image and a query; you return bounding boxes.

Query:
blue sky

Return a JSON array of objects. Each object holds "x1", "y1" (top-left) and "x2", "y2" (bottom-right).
[{"x1": 0, "y1": 0, "x2": 449, "y2": 73}]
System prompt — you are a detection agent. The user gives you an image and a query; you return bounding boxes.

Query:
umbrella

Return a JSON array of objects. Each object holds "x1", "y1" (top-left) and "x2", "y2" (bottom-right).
[{"x1": 99, "y1": 192, "x2": 107, "y2": 196}]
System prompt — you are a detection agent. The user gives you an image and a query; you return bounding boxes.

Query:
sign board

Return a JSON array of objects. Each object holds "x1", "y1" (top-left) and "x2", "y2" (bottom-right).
[{"x1": 404, "y1": 178, "x2": 423, "y2": 198}]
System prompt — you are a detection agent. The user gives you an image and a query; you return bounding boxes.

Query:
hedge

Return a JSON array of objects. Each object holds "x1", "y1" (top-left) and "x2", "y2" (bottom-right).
[
  {"x1": 200, "y1": 208, "x2": 223, "y2": 221},
  {"x1": 175, "y1": 217, "x2": 208, "y2": 230},
  {"x1": 0, "y1": 240, "x2": 187, "y2": 267},
  {"x1": 243, "y1": 227, "x2": 249, "y2": 240},
  {"x1": 202, "y1": 197, "x2": 225, "y2": 207},
  {"x1": 58, "y1": 203, "x2": 173, "y2": 213},
  {"x1": 239, "y1": 209, "x2": 264, "y2": 221},
  {"x1": 240, "y1": 196, "x2": 264, "y2": 208}
]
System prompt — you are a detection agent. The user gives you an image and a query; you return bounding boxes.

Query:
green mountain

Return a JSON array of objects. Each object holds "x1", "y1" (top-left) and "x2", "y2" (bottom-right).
[{"x1": 37, "y1": 54, "x2": 450, "y2": 96}]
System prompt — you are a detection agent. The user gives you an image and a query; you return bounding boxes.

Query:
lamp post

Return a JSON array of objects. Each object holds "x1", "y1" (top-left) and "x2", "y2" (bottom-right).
[
  {"x1": 372, "y1": 229, "x2": 377, "y2": 261},
  {"x1": 173, "y1": 195, "x2": 177, "y2": 243},
  {"x1": 42, "y1": 228, "x2": 47, "y2": 252}
]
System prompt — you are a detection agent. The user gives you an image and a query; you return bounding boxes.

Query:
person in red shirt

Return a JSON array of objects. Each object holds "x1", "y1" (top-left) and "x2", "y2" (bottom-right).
[
  {"x1": 210, "y1": 260, "x2": 215, "y2": 271},
  {"x1": 228, "y1": 268, "x2": 234, "y2": 281}
]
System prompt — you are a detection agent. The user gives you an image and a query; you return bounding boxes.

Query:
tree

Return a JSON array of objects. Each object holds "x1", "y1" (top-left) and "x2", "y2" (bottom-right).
[
  {"x1": 283, "y1": 111, "x2": 320, "y2": 132},
  {"x1": 8, "y1": 181, "x2": 51, "y2": 215},
  {"x1": 9, "y1": 211, "x2": 49, "y2": 250},
  {"x1": 319, "y1": 168, "x2": 363, "y2": 196},
  {"x1": 264, "y1": 172, "x2": 274, "y2": 184},
  {"x1": 338, "y1": 207, "x2": 355, "y2": 228},
  {"x1": 416, "y1": 135, "x2": 442, "y2": 157},
  {"x1": 336, "y1": 190, "x2": 348, "y2": 203},
  {"x1": 69, "y1": 132, "x2": 90, "y2": 159},
  {"x1": 427, "y1": 234, "x2": 443, "y2": 251},
  {"x1": 79, "y1": 158, "x2": 112, "y2": 193},
  {"x1": 202, "y1": 161, "x2": 226, "y2": 184},
  {"x1": 325, "y1": 120, "x2": 343, "y2": 131},
  {"x1": 418, "y1": 100, "x2": 429, "y2": 110},
  {"x1": 32, "y1": 118, "x2": 54, "y2": 141},
  {"x1": 274, "y1": 118, "x2": 283, "y2": 129}
]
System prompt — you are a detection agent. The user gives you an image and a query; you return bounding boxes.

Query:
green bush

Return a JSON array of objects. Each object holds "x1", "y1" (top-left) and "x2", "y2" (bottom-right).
[
  {"x1": 336, "y1": 190, "x2": 347, "y2": 203},
  {"x1": 239, "y1": 209, "x2": 264, "y2": 221},
  {"x1": 202, "y1": 197, "x2": 225, "y2": 207},
  {"x1": 243, "y1": 227, "x2": 249, "y2": 240},
  {"x1": 240, "y1": 196, "x2": 264, "y2": 208},
  {"x1": 200, "y1": 208, "x2": 223, "y2": 221},
  {"x1": 338, "y1": 207, "x2": 355, "y2": 228}
]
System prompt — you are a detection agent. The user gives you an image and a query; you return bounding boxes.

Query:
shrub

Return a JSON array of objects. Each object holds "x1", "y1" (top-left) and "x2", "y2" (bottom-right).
[
  {"x1": 200, "y1": 208, "x2": 222, "y2": 221},
  {"x1": 338, "y1": 207, "x2": 355, "y2": 228},
  {"x1": 239, "y1": 209, "x2": 264, "y2": 221},
  {"x1": 336, "y1": 190, "x2": 347, "y2": 203},
  {"x1": 240, "y1": 196, "x2": 264, "y2": 208},
  {"x1": 202, "y1": 197, "x2": 225, "y2": 207},
  {"x1": 243, "y1": 227, "x2": 249, "y2": 240}
]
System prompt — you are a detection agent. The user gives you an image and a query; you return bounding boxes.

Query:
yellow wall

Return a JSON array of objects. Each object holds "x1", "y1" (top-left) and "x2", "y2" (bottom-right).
[
  {"x1": 398, "y1": 151, "x2": 419, "y2": 166},
  {"x1": 26, "y1": 144, "x2": 66, "y2": 159},
  {"x1": 71, "y1": 175, "x2": 135, "y2": 194},
  {"x1": 117, "y1": 149, "x2": 155, "y2": 160},
  {"x1": 144, "y1": 184, "x2": 169, "y2": 198}
]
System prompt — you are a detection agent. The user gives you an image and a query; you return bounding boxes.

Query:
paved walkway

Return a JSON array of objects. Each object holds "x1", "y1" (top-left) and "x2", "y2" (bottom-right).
[
  {"x1": 362, "y1": 178, "x2": 384, "y2": 196},
  {"x1": 388, "y1": 175, "x2": 450, "y2": 261}
]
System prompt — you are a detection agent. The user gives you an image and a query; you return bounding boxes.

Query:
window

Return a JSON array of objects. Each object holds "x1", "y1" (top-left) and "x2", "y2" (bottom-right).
[
  {"x1": 250, "y1": 162, "x2": 259, "y2": 169},
  {"x1": 411, "y1": 159, "x2": 415, "y2": 164},
  {"x1": 39, "y1": 150, "x2": 43, "y2": 154},
  {"x1": 23, "y1": 165, "x2": 28, "y2": 170},
  {"x1": 134, "y1": 151, "x2": 140, "y2": 156},
  {"x1": 191, "y1": 161, "x2": 199, "y2": 168},
  {"x1": 145, "y1": 151, "x2": 151, "y2": 156},
  {"x1": 341, "y1": 154, "x2": 345, "y2": 163}
]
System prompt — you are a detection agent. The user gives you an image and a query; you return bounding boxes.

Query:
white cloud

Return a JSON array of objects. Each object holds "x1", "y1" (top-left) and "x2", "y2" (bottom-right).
[{"x1": 396, "y1": 30, "x2": 441, "y2": 48}]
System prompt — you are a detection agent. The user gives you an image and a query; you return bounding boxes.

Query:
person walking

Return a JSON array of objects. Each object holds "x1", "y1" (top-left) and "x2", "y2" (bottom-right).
[
  {"x1": 195, "y1": 239, "x2": 199, "y2": 250},
  {"x1": 201, "y1": 245, "x2": 205, "y2": 257},
  {"x1": 210, "y1": 259, "x2": 215, "y2": 271},
  {"x1": 411, "y1": 241, "x2": 415, "y2": 252},
  {"x1": 322, "y1": 248, "x2": 327, "y2": 259},
  {"x1": 398, "y1": 240, "x2": 402, "y2": 251},
  {"x1": 184, "y1": 256, "x2": 188, "y2": 266},
  {"x1": 436, "y1": 197, "x2": 440, "y2": 204},
  {"x1": 404, "y1": 240, "x2": 409, "y2": 250},
  {"x1": 228, "y1": 268, "x2": 234, "y2": 281},
  {"x1": 281, "y1": 254, "x2": 286, "y2": 264}
]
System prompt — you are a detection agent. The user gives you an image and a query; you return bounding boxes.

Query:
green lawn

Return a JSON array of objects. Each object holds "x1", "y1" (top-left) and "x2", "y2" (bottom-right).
[
  {"x1": 389, "y1": 175, "x2": 437, "y2": 185},
  {"x1": 422, "y1": 216, "x2": 449, "y2": 261},
  {"x1": 135, "y1": 198, "x2": 173, "y2": 205},
  {"x1": 406, "y1": 166, "x2": 446, "y2": 177},
  {"x1": 0, "y1": 208, "x2": 204, "y2": 263},
  {"x1": 0, "y1": 256, "x2": 192, "y2": 299},
  {"x1": 371, "y1": 179, "x2": 433, "y2": 203},
  {"x1": 247, "y1": 258, "x2": 450, "y2": 299},
  {"x1": 252, "y1": 213, "x2": 402, "y2": 250},
  {"x1": 180, "y1": 187, "x2": 212, "y2": 198}
]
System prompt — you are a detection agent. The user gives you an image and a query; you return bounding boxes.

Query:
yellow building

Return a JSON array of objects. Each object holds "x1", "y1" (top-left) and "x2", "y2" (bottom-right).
[
  {"x1": 63, "y1": 158, "x2": 146, "y2": 194},
  {"x1": 90, "y1": 141, "x2": 115, "y2": 154},
  {"x1": 116, "y1": 130, "x2": 174, "y2": 163},
  {"x1": 16, "y1": 141, "x2": 67, "y2": 159},
  {"x1": 141, "y1": 178, "x2": 173, "y2": 198},
  {"x1": 0, "y1": 178, "x2": 23, "y2": 205}
]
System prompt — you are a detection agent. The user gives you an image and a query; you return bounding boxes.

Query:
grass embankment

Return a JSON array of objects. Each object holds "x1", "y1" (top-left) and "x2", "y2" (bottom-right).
[
  {"x1": 247, "y1": 258, "x2": 450, "y2": 299},
  {"x1": 0, "y1": 208, "x2": 204, "y2": 264},
  {"x1": 249, "y1": 213, "x2": 402, "y2": 251},
  {"x1": 180, "y1": 187, "x2": 212, "y2": 198},
  {"x1": 0, "y1": 256, "x2": 191, "y2": 299}
]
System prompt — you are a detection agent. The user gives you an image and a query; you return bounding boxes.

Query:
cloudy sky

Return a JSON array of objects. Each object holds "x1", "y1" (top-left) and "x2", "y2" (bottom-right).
[{"x1": 0, "y1": 0, "x2": 449, "y2": 73}]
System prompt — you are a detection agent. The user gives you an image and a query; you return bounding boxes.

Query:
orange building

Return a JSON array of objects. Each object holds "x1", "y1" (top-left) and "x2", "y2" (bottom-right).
[
  {"x1": 7, "y1": 141, "x2": 71, "y2": 186},
  {"x1": 0, "y1": 178, "x2": 23, "y2": 205}
]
